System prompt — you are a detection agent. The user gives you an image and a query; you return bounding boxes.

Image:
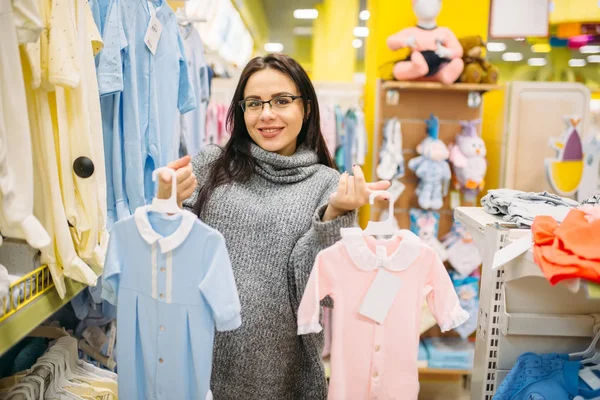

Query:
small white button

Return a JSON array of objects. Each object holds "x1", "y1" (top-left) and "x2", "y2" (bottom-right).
[
  {"x1": 159, "y1": 358, "x2": 164, "y2": 363},
  {"x1": 375, "y1": 345, "x2": 381, "y2": 352},
  {"x1": 372, "y1": 371, "x2": 378, "y2": 378},
  {"x1": 159, "y1": 325, "x2": 165, "y2": 331}
]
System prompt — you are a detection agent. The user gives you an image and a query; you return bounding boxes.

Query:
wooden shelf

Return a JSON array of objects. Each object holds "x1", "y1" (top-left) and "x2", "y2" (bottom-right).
[
  {"x1": 382, "y1": 80, "x2": 502, "y2": 93},
  {"x1": 0, "y1": 267, "x2": 101, "y2": 356},
  {"x1": 419, "y1": 367, "x2": 472, "y2": 376}
]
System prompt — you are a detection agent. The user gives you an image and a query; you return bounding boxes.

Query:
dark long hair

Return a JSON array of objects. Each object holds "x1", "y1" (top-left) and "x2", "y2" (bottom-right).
[{"x1": 193, "y1": 54, "x2": 335, "y2": 217}]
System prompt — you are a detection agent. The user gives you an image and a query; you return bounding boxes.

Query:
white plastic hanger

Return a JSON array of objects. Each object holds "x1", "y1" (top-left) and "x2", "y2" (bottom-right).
[
  {"x1": 149, "y1": 167, "x2": 181, "y2": 215},
  {"x1": 363, "y1": 190, "x2": 395, "y2": 236},
  {"x1": 571, "y1": 328, "x2": 600, "y2": 360}
]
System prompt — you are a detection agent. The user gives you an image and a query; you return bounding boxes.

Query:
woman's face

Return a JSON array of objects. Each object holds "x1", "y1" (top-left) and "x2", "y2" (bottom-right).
[{"x1": 242, "y1": 68, "x2": 306, "y2": 156}]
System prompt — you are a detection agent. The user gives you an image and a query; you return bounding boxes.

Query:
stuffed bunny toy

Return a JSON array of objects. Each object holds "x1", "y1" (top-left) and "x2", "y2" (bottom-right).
[
  {"x1": 408, "y1": 114, "x2": 451, "y2": 210},
  {"x1": 449, "y1": 119, "x2": 487, "y2": 202},
  {"x1": 386, "y1": 0, "x2": 464, "y2": 84}
]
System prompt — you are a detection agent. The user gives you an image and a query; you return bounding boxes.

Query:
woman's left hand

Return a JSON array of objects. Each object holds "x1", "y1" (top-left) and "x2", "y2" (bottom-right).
[{"x1": 323, "y1": 165, "x2": 392, "y2": 222}]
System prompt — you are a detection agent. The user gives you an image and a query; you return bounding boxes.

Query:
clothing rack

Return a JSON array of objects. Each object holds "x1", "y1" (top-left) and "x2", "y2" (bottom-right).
[{"x1": 455, "y1": 207, "x2": 600, "y2": 399}]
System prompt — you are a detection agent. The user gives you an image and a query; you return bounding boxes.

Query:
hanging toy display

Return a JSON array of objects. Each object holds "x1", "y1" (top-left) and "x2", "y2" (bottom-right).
[
  {"x1": 442, "y1": 220, "x2": 482, "y2": 277},
  {"x1": 377, "y1": 118, "x2": 405, "y2": 181},
  {"x1": 386, "y1": 0, "x2": 464, "y2": 84},
  {"x1": 408, "y1": 114, "x2": 451, "y2": 210},
  {"x1": 448, "y1": 119, "x2": 487, "y2": 203},
  {"x1": 409, "y1": 209, "x2": 447, "y2": 261}
]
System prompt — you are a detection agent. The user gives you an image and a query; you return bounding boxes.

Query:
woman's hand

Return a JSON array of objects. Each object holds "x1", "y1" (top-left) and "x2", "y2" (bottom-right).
[
  {"x1": 157, "y1": 156, "x2": 197, "y2": 208},
  {"x1": 323, "y1": 165, "x2": 391, "y2": 222}
]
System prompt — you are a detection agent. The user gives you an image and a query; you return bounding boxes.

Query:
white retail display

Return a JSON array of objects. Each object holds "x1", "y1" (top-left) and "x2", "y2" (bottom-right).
[{"x1": 455, "y1": 207, "x2": 600, "y2": 400}]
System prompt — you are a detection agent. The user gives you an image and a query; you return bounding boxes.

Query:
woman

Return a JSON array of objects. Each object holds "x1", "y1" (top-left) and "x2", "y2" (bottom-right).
[{"x1": 158, "y1": 54, "x2": 390, "y2": 399}]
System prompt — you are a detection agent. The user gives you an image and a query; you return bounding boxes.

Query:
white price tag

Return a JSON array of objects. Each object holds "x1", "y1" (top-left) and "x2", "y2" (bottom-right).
[
  {"x1": 144, "y1": 9, "x2": 162, "y2": 55},
  {"x1": 358, "y1": 268, "x2": 401, "y2": 324},
  {"x1": 492, "y1": 233, "x2": 532, "y2": 270}
]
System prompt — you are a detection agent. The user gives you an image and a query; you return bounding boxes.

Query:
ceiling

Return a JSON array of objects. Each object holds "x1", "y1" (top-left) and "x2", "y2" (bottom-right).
[{"x1": 261, "y1": 0, "x2": 323, "y2": 56}]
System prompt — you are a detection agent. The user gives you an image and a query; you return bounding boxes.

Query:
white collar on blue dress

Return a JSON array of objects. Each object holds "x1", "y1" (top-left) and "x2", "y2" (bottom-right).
[
  {"x1": 134, "y1": 206, "x2": 196, "y2": 254},
  {"x1": 340, "y1": 228, "x2": 422, "y2": 271}
]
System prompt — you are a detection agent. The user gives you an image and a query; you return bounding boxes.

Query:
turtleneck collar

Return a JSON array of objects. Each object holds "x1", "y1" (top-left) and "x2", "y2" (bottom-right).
[{"x1": 249, "y1": 142, "x2": 320, "y2": 184}]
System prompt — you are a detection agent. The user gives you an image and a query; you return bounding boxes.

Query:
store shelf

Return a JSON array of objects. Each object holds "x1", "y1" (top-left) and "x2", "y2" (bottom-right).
[
  {"x1": 419, "y1": 367, "x2": 472, "y2": 376},
  {"x1": 382, "y1": 80, "x2": 502, "y2": 93},
  {"x1": 0, "y1": 266, "x2": 101, "y2": 356},
  {"x1": 501, "y1": 311, "x2": 597, "y2": 337}
]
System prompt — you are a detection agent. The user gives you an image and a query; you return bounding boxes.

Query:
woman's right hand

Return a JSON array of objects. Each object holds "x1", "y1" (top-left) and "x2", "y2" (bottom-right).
[{"x1": 157, "y1": 156, "x2": 197, "y2": 208}]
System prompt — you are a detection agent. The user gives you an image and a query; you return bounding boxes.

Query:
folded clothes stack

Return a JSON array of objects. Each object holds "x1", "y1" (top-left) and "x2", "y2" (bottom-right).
[
  {"x1": 532, "y1": 207, "x2": 600, "y2": 285},
  {"x1": 481, "y1": 189, "x2": 580, "y2": 227}
]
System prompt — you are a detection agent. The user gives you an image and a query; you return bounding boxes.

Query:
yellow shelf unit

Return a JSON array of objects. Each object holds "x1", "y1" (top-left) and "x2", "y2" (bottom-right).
[{"x1": 0, "y1": 265, "x2": 100, "y2": 356}]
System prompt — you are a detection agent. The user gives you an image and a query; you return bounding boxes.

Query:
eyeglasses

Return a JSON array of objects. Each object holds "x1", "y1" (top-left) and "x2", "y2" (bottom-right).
[{"x1": 239, "y1": 95, "x2": 303, "y2": 115}]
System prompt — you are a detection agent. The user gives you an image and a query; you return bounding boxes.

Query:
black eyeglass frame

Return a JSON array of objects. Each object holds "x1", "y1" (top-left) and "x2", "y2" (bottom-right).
[{"x1": 238, "y1": 95, "x2": 304, "y2": 113}]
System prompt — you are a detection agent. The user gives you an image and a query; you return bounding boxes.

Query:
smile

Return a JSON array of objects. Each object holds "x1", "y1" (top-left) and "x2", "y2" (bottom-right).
[{"x1": 258, "y1": 127, "x2": 284, "y2": 138}]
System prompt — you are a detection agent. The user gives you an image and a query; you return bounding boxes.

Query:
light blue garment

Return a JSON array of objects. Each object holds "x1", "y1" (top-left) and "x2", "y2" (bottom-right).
[
  {"x1": 102, "y1": 206, "x2": 241, "y2": 400},
  {"x1": 175, "y1": 23, "x2": 210, "y2": 158},
  {"x1": 342, "y1": 109, "x2": 356, "y2": 172},
  {"x1": 97, "y1": 0, "x2": 196, "y2": 222},
  {"x1": 494, "y1": 353, "x2": 580, "y2": 400}
]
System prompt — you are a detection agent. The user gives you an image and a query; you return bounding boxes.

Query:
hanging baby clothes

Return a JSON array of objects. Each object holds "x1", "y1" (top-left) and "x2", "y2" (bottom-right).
[
  {"x1": 51, "y1": 0, "x2": 108, "y2": 270},
  {"x1": 0, "y1": 0, "x2": 50, "y2": 250},
  {"x1": 102, "y1": 206, "x2": 242, "y2": 399},
  {"x1": 97, "y1": 0, "x2": 196, "y2": 222},
  {"x1": 174, "y1": 22, "x2": 210, "y2": 158},
  {"x1": 18, "y1": 0, "x2": 104, "y2": 296},
  {"x1": 297, "y1": 228, "x2": 469, "y2": 400},
  {"x1": 334, "y1": 105, "x2": 345, "y2": 172},
  {"x1": 319, "y1": 103, "x2": 337, "y2": 157},
  {"x1": 352, "y1": 109, "x2": 367, "y2": 166}
]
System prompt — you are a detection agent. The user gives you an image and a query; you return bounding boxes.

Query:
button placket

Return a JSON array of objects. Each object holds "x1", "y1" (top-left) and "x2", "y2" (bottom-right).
[{"x1": 370, "y1": 324, "x2": 385, "y2": 398}]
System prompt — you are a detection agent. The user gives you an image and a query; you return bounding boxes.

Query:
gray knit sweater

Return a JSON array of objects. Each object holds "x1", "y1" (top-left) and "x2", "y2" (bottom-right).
[{"x1": 183, "y1": 143, "x2": 356, "y2": 400}]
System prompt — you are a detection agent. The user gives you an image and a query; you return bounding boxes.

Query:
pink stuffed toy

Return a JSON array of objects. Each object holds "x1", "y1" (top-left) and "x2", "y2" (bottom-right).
[
  {"x1": 449, "y1": 119, "x2": 487, "y2": 202},
  {"x1": 386, "y1": 0, "x2": 464, "y2": 84}
]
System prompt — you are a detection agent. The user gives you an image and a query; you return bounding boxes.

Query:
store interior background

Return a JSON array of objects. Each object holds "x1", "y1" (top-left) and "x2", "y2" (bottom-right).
[{"x1": 161, "y1": 1, "x2": 600, "y2": 397}]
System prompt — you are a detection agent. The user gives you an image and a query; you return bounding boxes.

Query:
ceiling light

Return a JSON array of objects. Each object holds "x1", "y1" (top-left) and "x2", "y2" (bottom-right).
[
  {"x1": 487, "y1": 42, "x2": 506, "y2": 52},
  {"x1": 264, "y1": 42, "x2": 284, "y2": 53},
  {"x1": 527, "y1": 57, "x2": 547, "y2": 66},
  {"x1": 515, "y1": 37, "x2": 526, "y2": 41},
  {"x1": 502, "y1": 52, "x2": 523, "y2": 62},
  {"x1": 292, "y1": 27, "x2": 313, "y2": 36},
  {"x1": 359, "y1": 10, "x2": 370, "y2": 21},
  {"x1": 293, "y1": 9, "x2": 318, "y2": 19},
  {"x1": 581, "y1": 45, "x2": 600, "y2": 54},
  {"x1": 352, "y1": 39, "x2": 363, "y2": 49},
  {"x1": 568, "y1": 58, "x2": 586, "y2": 67},
  {"x1": 531, "y1": 43, "x2": 551, "y2": 53},
  {"x1": 587, "y1": 55, "x2": 600, "y2": 63},
  {"x1": 353, "y1": 27, "x2": 369, "y2": 37}
]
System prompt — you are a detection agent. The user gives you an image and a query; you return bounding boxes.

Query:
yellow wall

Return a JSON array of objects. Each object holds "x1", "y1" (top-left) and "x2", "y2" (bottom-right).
[
  {"x1": 311, "y1": 0, "x2": 359, "y2": 82},
  {"x1": 294, "y1": 36, "x2": 313, "y2": 75},
  {"x1": 362, "y1": 0, "x2": 495, "y2": 226},
  {"x1": 550, "y1": 0, "x2": 600, "y2": 24}
]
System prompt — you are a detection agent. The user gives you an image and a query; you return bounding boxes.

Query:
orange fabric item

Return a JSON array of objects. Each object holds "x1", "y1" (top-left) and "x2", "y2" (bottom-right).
[{"x1": 532, "y1": 210, "x2": 600, "y2": 285}]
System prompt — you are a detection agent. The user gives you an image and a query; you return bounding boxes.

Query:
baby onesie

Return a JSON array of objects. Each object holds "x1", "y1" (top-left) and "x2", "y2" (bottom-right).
[
  {"x1": 297, "y1": 228, "x2": 468, "y2": 400},
  {"x1": 102, "y1": 206, "x2": 241, "y2": 400},
  {"x1": 97, "y1": 0, "x2": 196, "y2": 219},
  {"x1": 0, "y1": 0, "x2": 50, "y2": 250}
]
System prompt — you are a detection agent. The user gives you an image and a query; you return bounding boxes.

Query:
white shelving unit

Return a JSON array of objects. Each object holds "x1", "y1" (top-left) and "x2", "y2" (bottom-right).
[{"x1": 455, "y1": 207, "x2": 600, "y2": 400}]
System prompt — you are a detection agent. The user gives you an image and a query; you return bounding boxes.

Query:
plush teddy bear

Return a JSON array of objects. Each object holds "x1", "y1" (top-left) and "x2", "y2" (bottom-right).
[
  {"x1": 458, "y1": 36, "x2": 499, "y2": 84},
  {"x1": 449, "y1": 119, "x2": 487, "y2": 202},
  {"x1": 386, "y1": 0, "x2": 464, "y2": 84},
  {"x1": 408, "y1": 114, "x2": 451, "y2": 210}
]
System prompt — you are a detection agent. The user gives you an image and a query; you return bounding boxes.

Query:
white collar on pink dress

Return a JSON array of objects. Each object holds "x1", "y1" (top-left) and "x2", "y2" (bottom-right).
[{"x1": 340, "y1": 228, "x2": 422, "y2": 271}]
